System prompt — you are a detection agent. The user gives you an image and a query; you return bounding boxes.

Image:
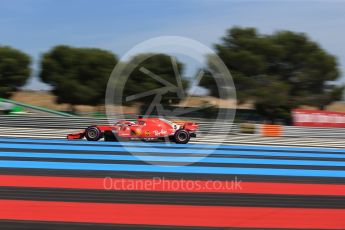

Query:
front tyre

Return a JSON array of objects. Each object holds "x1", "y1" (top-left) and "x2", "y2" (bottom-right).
[
  {"x1": 174, "y1": 129, "x2": 190, "y2": 144},
  {"x1": 85, "y1": 126, "x2": 102, "y2": 141}
]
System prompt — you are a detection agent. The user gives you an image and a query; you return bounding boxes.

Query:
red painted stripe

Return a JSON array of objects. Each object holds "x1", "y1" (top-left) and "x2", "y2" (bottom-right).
[
  {"x1": 1, "y1": 199, "x2": 345, "y2": 228},
  {"x1": 1, "y1": 175, "x2": 345, "y2": 196}
]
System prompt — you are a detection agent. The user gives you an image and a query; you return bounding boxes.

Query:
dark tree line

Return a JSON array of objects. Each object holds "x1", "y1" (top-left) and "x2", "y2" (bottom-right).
[
  {"x1": 0, "y1": 46, "x2": 31, "y2": 97},
  {"x1": 0, "y1": 27, "x2": 343, "y2": 121},
  {"x1": 201, "y1": 27, "x2": 343, "y2": 122},
  {"x1": 39, "y1": 45, "x2": 118, "y2": 108}
]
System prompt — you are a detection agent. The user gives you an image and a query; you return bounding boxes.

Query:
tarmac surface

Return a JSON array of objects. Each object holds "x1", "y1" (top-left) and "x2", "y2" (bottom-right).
[{"x1": 0, "y1": 137, "x2": 344, "y2": 229}]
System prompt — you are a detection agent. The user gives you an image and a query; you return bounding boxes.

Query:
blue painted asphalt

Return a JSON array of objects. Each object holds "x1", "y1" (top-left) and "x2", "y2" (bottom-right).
[
  {"x1": 0, "y1": 151, "x2": 345, "y2": 167},
  {"x1": 0, "y1": 137, "x2": 344, "y2": 153},
  {"x1": 1, "y1": 142, "x2": 345, "y2": 159},
  {"x1": 0, "y1": 160, "x2": 344, "y2": 177},
  {"x1": 0, "y1": 137, "x2": 344, "y2": 178}
]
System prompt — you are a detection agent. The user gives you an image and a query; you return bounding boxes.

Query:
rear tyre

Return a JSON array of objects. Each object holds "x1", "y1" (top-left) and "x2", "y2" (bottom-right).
[
  {"x1": 85, "y1": 126, "x2": 102, "y2": 141},
  {"x1": 174, "y1": 129, "x2": 190, "y2": 144}
]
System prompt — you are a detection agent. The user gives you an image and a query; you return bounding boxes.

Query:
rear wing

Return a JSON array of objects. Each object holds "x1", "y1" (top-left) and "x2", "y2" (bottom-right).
[{"x1": 173, "y1": 120, "x2": 198, "y2": 132}]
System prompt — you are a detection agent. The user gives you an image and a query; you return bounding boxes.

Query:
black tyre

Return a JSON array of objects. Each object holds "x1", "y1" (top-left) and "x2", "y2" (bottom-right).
[
  {"x1": 85, "y1": 126, "x2": 102, "y2": 141},
  {"x1": 174, "y1": 129, "x2": 190, "y2": 144},
  {"x1": 104, "y1": 130, "x2": 117, "y2": 142}
]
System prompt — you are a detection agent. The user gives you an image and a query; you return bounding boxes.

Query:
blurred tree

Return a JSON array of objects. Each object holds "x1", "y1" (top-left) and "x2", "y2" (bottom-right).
[
  {"x1": 0, "y1": 46, "x2": 31, "y2": 97},
  {"x1": 123, "y1": 53, "x2": 189, "y2": 106},
  {"x1": 201, "y1": 27, "x2": 342, "y2": 122},
  {"x1": 39, "y1": 45, "x2": 117, "y2": 109}
]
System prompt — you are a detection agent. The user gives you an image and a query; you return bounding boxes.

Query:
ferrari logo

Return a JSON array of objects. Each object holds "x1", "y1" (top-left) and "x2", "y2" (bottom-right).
[{"x1": 145, "y1": 130, "x2": 150, "y2": 136}]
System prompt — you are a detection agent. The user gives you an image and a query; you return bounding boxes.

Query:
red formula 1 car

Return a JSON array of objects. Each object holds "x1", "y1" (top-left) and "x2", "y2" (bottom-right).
[{"x1": 67, "y1": 117, "x2": 198, "y2": 144}]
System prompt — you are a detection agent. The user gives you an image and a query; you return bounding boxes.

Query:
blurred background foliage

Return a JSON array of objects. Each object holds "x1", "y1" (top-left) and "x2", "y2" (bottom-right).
[
  {"x1": 200, "y1": 27, "x2": 342, "y2": 123},
  {"x1": 122, "y1": 53, "x2": 188, "y2": 106},
  {"x1": 39, "y1": 45, "x2": 118, "y2": 111},
  {"x1": 0, "y1": 46, "x2": 31, "y2": 98},
  {"x1": 0, "y1": 27, "x2": 343, "y2": 122}
]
